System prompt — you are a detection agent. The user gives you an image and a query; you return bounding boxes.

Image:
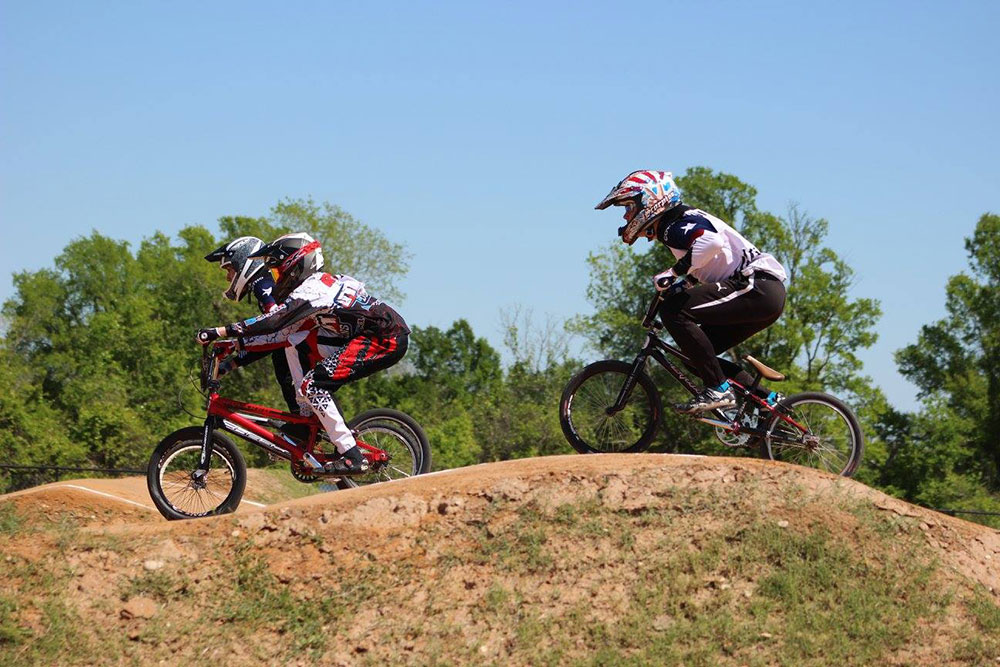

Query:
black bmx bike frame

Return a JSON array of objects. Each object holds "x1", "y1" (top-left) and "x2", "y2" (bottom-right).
[{"x1": 609, "y1": 294, "x2": 807, "y2": 443}]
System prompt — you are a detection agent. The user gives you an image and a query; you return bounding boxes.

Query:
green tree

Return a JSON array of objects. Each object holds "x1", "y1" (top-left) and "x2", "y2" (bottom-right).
[{"x1": 891, "y1": 213, "x2": 1000, "y2": 511}]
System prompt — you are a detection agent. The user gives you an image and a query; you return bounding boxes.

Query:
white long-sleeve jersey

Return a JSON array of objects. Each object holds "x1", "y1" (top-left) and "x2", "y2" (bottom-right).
[{"x1": 657, "y1": 207, "x2": 787, "y2": 284}]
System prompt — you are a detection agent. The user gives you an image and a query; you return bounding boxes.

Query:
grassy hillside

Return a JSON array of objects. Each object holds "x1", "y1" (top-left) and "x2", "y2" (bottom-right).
[{"x1": 1, "y1": 456, "x2": 998, "y2": 665}]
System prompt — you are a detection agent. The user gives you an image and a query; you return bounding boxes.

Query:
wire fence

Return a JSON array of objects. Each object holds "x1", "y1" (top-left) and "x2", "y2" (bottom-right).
[
  {"x1": 0, "y1": 464, "x2": 146, "y2": 493},
  {"x1": 927, "y1": 507, "x2": 1000, "y2": 518},
  {"x1": 2, "y1": 462, "x2": 1000, "y2": 520}
]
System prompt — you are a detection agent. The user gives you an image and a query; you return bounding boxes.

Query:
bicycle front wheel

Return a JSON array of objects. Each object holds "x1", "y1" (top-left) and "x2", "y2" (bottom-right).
[
  {"x1": 760, "y1": 392, "x2": 864, "y2": 477},
  {"x1": 560, "y1": 360, "x2": 662, "y2": 454},
  {"x1": 337, "y1": 409, "x2": 431, "y2": 489},
  {"x1": 147, "y1": 427, "x2": 247, "y2": 520}
]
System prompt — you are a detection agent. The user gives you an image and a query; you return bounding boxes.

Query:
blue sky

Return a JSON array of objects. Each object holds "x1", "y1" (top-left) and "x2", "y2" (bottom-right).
[{"x1": 1, "y1": 1, "x2": 998, "y2": 411}]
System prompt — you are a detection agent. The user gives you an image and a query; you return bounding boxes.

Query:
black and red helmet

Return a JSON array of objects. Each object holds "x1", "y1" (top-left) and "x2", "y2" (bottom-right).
[{"x1": 249, "y1": 232, "x2": 325, "y2": 301}]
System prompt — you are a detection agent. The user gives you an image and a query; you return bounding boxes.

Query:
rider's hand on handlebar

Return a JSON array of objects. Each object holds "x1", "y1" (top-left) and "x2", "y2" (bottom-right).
[
  {"x1": 653, "y1": 271, "x2": 689, "y2": 298},
  {"x1": 196, "y1": 327, "x2": 223, "y2": 345},
  {"x1": 653, "y1": 269, "x2": 675, "y2": 291},
  {"x1": 653, "y1": 270, "x2": 686, "y2": 294}
]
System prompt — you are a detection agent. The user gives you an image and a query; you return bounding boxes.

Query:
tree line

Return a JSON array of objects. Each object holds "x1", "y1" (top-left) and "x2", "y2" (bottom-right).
[{"x1": 1, "y1": 170, "x2": 997, "y2": 526}]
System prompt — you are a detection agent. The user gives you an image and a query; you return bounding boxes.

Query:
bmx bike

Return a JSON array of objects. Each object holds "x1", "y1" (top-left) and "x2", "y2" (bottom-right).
[
  {"x1": 147, "y1": 340, "x2": 431, "y2": 520},
  {"x1": 559, "y1": 293, "x2": 864, "y2": 477}
]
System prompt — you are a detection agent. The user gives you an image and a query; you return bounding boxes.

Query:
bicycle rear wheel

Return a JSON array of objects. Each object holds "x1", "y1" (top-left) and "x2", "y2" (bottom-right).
[
  {"x1": 560, "y1": 360, "x2": 662, "y2": 454},
  {"x1": 760, "y1": 392, "x2": 864, "y2": 477},
  {"x1": 337, "y1": 409, "x2": 431, "y2": 489},
  {"x1": 147, "y1": 427, "x2": 247, "y2": 520}
]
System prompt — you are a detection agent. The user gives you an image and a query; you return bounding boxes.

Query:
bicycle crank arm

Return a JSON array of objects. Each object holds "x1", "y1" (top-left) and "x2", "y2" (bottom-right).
[
  {"x1": 301, "y1": 452, "x2": 325, "y2": 472},
  {"x1": 694, "y1": 417, "x2": 735, "y2": 430}
]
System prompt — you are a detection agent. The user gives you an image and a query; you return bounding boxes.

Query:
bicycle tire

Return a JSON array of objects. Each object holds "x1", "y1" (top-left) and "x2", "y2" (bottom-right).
[
  {"x1": 759, "y1": 392, "x2": 865, "y2": 477},
  {"x1": 337, "y1": 409, "x2": 432, "y2": 489},
  {"x1": 147, "y1": 426, "x2": 247, "y2": 520},
  {"x1": 560, "y1": 359, "x2": 662, "y2": 454}
]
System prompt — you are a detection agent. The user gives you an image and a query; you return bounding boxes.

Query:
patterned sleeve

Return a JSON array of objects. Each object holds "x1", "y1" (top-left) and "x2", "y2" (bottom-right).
[
  {"x1": 224, "y1": 297, "x2": 319, "y2": 340},
  {"x1": 665, "y1": 215, "x2": 724, "y2": 269},
  {"x1": 240, "y1": 318, "x2": 314, "y2": 352}
]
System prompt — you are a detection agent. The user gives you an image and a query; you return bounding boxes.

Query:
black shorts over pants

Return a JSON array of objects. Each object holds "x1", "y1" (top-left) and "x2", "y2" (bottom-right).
[{"x1": 658, "y1": 271, "x2": 786, "y2": 390}]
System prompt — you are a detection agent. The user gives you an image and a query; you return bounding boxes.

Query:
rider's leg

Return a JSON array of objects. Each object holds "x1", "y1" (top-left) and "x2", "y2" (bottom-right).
[
  {"x1": 299, "y1": 334, "x2": 409, "y2": 454},
  {"x1": 701, "y1": 325, "x2": 780, "y2": 399},
  {"x1": 273, "y1": 337, "x2": 323, "y2": 442},
  {"x1": 283, "y1": 340, "x2": 317, "y2": 416},
  {"x1": 271, "y1": 349, "x2": 302, "y2": 414},
  {"x1": 660, "y1": 273, "x2": 785, "y2": 410}
]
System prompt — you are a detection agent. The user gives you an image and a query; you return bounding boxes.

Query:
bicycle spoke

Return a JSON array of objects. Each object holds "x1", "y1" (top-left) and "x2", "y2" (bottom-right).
[
  {"x1": 564, "y1": 366, "x2": 656, "y2": 453},
  {"x1": 158, "y1": 445, "x2": 236, "y2": 516},
  {"x1": 765, "y1": 398, "x2": 859, "y2": 476}
]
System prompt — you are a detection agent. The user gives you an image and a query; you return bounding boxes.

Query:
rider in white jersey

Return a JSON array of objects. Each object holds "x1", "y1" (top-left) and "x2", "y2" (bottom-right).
[
  {"x1": 654, "y1": 207, "x2": 786, "y2": 285},
  {"x1": 596, "y1": 170, "x2": 787, "y2": 413}
]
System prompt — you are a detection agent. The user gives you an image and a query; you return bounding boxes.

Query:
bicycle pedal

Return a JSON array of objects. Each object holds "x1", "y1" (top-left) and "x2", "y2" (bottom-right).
[{"x1": 301, "y1": 452, "x2": 325, "y2": 472}]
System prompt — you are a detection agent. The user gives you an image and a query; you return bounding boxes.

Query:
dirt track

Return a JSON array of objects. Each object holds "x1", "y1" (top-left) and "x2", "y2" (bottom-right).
[
  {"x1": 2, "y1": 455, "x2": 999, "y2": 665},
  {"x1": 3, "y1": 455, "x2": 998, "y2": 591},
  {"x1": 0, "y1": 469, "x2": 290, "y2": 529}
]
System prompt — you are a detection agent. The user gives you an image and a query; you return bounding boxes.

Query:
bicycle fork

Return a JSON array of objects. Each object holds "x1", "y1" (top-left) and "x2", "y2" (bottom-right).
[
  {"x1": 609, "y1": 347, "x2": 654, "y2": 414},
  {"x1": 192, "y1": 415, "x2": 221, "y2": 488}
]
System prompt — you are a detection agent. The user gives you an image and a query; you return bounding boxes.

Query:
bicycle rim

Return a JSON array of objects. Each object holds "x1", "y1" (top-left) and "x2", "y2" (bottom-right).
[
  {"x1": 158, "y1": 444, "x2": 237, "y2": 517},
  {"x1": 343, "y1": 423, "x2": 419, "y2": 487},
  {"x1": 765, "y1": 399, "x2": 858, "y2": 475},
  {"x1": 568, "y1": 370, "x2": 657, "y2": 453}
]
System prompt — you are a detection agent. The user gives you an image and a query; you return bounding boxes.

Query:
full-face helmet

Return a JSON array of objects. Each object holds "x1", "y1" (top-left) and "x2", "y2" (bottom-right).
[
  {"x1": 595, "y1": 170, "x2": 681, "y2": 244},
  {"x1": 204, "y1": 236, "x2": 268, "y2": 301},
  {"x1": 249, "y1": 232, "x2": 325, "y2": 302}
]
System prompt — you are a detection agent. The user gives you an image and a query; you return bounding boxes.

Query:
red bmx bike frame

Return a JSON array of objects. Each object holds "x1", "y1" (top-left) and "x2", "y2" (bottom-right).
[{"x1": 194, "y1": 343, "x2": 388, "y2": 476}]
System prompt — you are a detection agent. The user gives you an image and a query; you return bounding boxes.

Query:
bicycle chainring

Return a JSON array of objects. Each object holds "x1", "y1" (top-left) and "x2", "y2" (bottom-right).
[
  {"x1": 714, "y1": 408, "x2": 758, "y2": 448},
  {"x1": 290, "y1": 462, "x2": 320, "y2": 483}
]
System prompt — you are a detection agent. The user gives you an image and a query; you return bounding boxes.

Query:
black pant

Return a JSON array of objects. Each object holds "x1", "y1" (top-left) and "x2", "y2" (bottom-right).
[
  {"x1": 659, "y1": 272, "x2": 786, "y2": 389},
  {"x1": 271, "y1": 350, "x2": 301, "y2": 414}
]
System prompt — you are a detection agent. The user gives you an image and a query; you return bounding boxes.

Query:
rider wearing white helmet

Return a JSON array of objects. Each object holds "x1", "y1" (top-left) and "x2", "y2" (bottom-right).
[
  {"x1": 204, "y1": 236, "x2": 303, "y2": 416},
  {"x1": 198, "y1": 233, "x2": 409, "y2": 475},
  {"x1": 596, "y1": 170, "x2": 787, "y2": 413}
]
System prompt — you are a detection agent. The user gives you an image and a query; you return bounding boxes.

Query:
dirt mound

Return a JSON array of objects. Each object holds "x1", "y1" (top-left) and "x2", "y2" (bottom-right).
[{"x1": 2, "y1": 455, "x2": 999, "y2": 665}]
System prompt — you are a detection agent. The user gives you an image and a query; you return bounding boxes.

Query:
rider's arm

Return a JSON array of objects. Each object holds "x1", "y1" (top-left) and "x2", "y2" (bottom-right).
[
  {"x1": 240, "y1": 318, "x2": 314, "y2": 352},
  {"x1": 224, "y1": 296, "x2": 320, "y2": 339},
  {"x1": 249, "y1": 274, "x2": 278, "y2": 313}
]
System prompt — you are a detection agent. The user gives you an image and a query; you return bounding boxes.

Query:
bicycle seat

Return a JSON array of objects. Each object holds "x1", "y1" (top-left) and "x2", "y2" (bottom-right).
[{"x1": 742, "y1": 355, "x2": 785, "y2": 381}]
